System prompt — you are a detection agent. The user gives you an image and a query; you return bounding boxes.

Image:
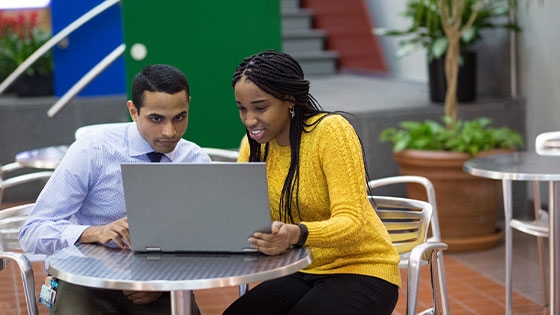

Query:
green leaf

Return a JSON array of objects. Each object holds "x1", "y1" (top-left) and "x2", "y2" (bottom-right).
[
  {"x1": 431, "y1": 37, "x2": 448, "y2": 59},
  {"x1": 379, "y1": 116, "x2": 524, "y2": 156},
  {"x1": 462, "y1": 27, "x2": 477, "y2": 43},
  {"x1": 373, "y1": 0, "x2": 522, "y2": 58}
]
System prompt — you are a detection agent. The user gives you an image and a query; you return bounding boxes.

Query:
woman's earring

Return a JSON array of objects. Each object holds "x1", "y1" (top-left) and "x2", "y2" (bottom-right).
[{"x1": 290, "y1": 107, "x2": 295, "y2": 119}]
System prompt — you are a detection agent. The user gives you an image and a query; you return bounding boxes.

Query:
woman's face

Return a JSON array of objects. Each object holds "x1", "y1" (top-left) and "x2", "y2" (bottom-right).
[{"x1": 234, "y1": 77, "x2": 293, "y2": 146}]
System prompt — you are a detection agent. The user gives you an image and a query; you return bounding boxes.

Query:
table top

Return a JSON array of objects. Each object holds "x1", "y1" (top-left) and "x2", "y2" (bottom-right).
[
  {"x1": 464, "y1": 151, "x2": 560, "y2": 181},
  {"x1": 46, "y1": 243, "x2": 312, "y2": 291},
  {"x1": 15, "y1": 145, "x2": 68, "y2": 169}
]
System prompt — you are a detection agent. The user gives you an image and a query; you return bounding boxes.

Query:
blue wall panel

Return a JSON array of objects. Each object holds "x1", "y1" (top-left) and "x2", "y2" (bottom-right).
[{"x1": 51, "y1": 0, "x2": 125, "y2": 97}]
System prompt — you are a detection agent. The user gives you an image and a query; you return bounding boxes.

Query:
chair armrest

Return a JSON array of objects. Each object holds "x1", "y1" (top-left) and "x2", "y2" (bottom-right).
[
  {"x1": 0, "y1": 251, "x2": 38, "y2": 315},
  {"x1": 1, "y1": 171, "x2": 53, "y2": 189},
  {"x1": 1, "y1": 162, "x2": 24, "y2": 174},
  {"x1": 408, "y1": 241, "x2": 448, "y2": 269},
  {"x1": 406, "y1": 242, "x2": 449, "y2": 315},
  {"x1": 368, "y1": 175, "x2": 432, "y2": 189}
]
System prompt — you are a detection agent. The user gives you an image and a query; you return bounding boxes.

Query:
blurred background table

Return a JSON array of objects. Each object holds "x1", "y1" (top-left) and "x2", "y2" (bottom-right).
[
  {"x1": 464, "y1": 151, "x2": 560, "y2": 315},
  {"x1": 15, "y1": 145, "x2": 68, "y2": 169}
]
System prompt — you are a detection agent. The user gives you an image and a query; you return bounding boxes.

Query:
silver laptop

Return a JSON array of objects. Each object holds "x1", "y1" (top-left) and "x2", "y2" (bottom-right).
[{"x1": 121, "y1": 162, "x2": 272, "y2": 253}]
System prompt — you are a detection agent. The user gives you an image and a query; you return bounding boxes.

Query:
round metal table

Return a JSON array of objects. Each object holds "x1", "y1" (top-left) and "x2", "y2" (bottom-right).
[
  {"x1": 15, "y1": 145, "x2": 68, "y2": 169},
  {"x1": 46, "y1": 243, "x2": 312, "y2": 315},
  {"x1": 464, "y1": 151, "x2": 560, "y2": 315}
]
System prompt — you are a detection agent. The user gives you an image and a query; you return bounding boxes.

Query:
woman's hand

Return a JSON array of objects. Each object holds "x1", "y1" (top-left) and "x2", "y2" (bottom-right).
[{"x1": 249, "y1": 221, "x2": 301, "y2": 255}]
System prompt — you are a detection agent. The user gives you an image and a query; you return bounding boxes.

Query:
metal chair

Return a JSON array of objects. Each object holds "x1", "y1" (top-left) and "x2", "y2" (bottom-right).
[
  {"x1": 1, "y1": 162, "x2": 53, "y2": 206},
  {"x1": 0, "y1": 250, "x2": 39, "y2": 315},
  {"x1": 368, "y1": 177, "x2": 449, "y2": 315},
  {"x1": 202, "y1": 147, "x2": 239, "y2": 162},
  {"x1": 0, "y1": 203, "x2": 40, "y2": 315},
  {"x1": 368, "y1": 176, "x2": 442, "y2": 245},
  {"x1": 509, "y1": 131, "x2": 559, "y2": 307},
  {"x1": 74, "y1": 122, "x2": 129, "y2": 140},
  {"x1": 535, "y1": 130, "x2": 560, "y2": 155},
  {"x1": 0, "y1": 203, "x2": 36, "y2": 253}
]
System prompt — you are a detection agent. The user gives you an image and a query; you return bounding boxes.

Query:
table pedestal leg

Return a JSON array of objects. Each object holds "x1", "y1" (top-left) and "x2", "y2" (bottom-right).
[
  {"x1": 503, "y1": 180, "x2": 513, "y2": 315},
  {"x1": 549, "y1": 181, "x2": 559, "y2": 315},
  {"x1": 171, "y1": 290, "x2": 192, "y2": 315}
]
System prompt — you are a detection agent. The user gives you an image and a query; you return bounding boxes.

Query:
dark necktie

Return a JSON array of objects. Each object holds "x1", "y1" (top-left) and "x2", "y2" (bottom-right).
[{"x1": 147, "y1": 151, "x2": 164, "y2": 162}]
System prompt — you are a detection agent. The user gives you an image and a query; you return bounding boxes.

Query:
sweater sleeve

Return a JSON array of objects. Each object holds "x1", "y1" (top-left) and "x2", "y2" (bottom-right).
[{"x1": 302, "y1": 115, "x2": 375, "y2": 248}]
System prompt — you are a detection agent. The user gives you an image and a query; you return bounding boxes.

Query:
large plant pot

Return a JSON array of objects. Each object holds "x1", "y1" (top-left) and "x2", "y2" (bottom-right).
[
  {"x1": 394, "y1": 149, "x2": 509, "y2": 252},
  {"x1": 428, "y1": 51, "x2": 476, "y2": 103}
]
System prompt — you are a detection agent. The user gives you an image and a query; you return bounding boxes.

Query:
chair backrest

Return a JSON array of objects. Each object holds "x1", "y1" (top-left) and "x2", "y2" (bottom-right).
[
  {"x1": 74, "y1": 122, "x2": 129, "y2": 140},
  {"x1": 535, "y1": 131, "x2": 560, "y2": 156},
  {"x1": 0, "y1": 203, "x2": 34, "y2": 251},
  {"x1": 371, "y1": 195, "x2": 432, "y2": 255},
  {"x1": 368, "y1": 176, "x2": 441, "y2": 242},
  {"x1": 0, "y1": 163, "x2": 52, "y2": 205},
  {"x1": 202, "y1": 147, "x2": 239, "y2": 162},
  {"x1": 1, "y1": 162, "x2": 24, "y2": 175}
]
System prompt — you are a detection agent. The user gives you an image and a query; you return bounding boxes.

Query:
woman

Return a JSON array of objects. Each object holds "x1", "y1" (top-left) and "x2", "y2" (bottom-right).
[{"x1": 224, "y1": 50, "x2": 400, "y2": 315}]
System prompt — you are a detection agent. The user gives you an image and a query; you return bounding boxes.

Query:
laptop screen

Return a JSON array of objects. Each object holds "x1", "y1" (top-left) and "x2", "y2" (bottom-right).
[{"x1": 121, "y1": 162, "x2": 271, "y2": 253}]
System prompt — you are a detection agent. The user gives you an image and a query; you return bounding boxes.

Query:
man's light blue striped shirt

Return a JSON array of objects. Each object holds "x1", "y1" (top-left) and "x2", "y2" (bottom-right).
[{"x1": 19, "y1": 122, "x2": 211, "y2": 255}]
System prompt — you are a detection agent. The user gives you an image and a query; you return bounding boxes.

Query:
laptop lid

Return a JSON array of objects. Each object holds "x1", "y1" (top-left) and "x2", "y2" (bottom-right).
[{"x1": 121, "y1": 162, "x2": 271, "y2": 253}]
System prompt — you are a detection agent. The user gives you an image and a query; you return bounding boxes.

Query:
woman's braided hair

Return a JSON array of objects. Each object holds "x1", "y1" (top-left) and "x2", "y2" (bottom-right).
[{"x1": 232, "y1": 49, "x2": 373, "y2": 222}]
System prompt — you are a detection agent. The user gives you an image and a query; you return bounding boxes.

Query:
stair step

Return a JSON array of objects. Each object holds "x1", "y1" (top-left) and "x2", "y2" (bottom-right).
[
  {"x1": 281, "y1": 0, "x2": 301, "y2": 12},
  {"x1": 290, "y1": 51, "x2": 339, "y2": 76},
  {"x1": 281, "y1": 9, "x2": 313, "y2": 32},
  {"x1": 282, "y1": 29, "x2": 327, "y2": 54},
  {"x1": 280, "y1": 0, "x2": 338, "y2": 76}
]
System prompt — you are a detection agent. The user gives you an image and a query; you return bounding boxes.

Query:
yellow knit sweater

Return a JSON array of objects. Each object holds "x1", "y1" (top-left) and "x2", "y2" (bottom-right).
[{"x1": 238, "y1": 114, "x2": 401, "y2": 287}]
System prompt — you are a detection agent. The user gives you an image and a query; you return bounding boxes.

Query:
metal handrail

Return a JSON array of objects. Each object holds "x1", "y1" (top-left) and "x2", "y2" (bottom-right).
[
  {"x1": 47, "y1": 43, "x2": 125, "y2": 117},
  {"x1": 0, "y1": 0, "x2": 121, "y2": 95}
]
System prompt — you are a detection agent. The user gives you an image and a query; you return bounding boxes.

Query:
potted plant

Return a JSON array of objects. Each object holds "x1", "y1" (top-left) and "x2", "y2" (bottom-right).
[
  {"x1": 375, "y1": 0, "x2": 520, "y2": 103},
  {"x1": 374, "y1": 1, "x2": 527, "y2": 251},
  {"x1": 379, "y1": 116, "x2": 524, "y2": 251},
  {"x1": 0, "y1": 11, "x2": 54, "y2": 97}
]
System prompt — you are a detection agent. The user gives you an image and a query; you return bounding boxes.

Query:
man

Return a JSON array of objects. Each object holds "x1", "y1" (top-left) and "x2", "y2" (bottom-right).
[{"x1": 19, "y1": 64, "x2": 209, "y2": 314}]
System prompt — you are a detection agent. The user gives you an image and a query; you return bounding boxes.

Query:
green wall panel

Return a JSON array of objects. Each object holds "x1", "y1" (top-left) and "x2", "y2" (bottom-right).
[{"x1": 120, "y1": 1, "x2": 282, "y2": 148}]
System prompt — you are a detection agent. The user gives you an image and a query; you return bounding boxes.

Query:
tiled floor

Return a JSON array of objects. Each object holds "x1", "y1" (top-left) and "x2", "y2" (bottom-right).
[{"x1": 0, "y1": 231, "x2": 550, "y2": 315}]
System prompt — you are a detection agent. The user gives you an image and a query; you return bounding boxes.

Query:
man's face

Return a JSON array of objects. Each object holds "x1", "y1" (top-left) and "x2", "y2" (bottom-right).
[{"x1": 127, "y1": 90, "x2": 190, "y2": 153}]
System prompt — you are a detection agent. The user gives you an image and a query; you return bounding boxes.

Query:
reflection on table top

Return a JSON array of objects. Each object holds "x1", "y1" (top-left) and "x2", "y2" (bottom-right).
[
  {"x1": 464, "y1": 151, "x2": 560, "y2": 181},
  {"x1": 47, "y1": 243, "x2": 312, "y2": 291},
  {"x1": 15, "y1": 145, "x2": 68, "y2": 169}
]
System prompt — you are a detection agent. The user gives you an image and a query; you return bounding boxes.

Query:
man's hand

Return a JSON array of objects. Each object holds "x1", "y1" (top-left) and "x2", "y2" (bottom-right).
[
  {"x1": 78, "y1": 218, "x2": 131, "y2": 249},
  {"x1": 249, "y1": 221, "x2": 301, "y2": 255},
  {"x1": 122, "y1": 291, "x2": 164, "y2": 304}
]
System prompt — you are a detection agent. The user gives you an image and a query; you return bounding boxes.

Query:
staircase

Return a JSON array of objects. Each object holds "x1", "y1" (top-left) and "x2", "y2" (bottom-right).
[{"x1": 281, "y1": 0, "x2": 339, "y2": 76}]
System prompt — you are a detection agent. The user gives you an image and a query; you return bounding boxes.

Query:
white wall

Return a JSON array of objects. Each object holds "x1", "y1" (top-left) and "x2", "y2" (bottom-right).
[
  {"x1": 365, "y1": 0, "x2": 428, "y2": 82},
  {"x1": 517, "y1": 1, "x2": 560, "y2": 149}
]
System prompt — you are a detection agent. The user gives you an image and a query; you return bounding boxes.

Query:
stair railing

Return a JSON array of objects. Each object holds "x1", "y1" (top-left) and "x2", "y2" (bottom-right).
[
  {"x1": 47, "y1": 43, "x2": 124, "y2": 117},
  {"x1": 0, "y1": 0, "x2": 122, "y2": 116}
]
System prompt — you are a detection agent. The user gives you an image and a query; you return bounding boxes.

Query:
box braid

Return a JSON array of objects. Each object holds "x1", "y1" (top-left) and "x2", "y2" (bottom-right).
[{"x1": 232, "y1": 49, "x2": 375, "y2": 222}]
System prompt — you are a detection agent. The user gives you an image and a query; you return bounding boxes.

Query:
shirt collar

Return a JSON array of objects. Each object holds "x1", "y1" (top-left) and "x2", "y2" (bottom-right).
[{"x1": 127, "y1": 122, "x2": 176, "y2": 162}]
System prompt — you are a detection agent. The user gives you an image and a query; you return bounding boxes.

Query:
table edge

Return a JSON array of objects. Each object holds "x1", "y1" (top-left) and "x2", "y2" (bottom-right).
[{"x1": 47, "y1": 248, "x2": 312, "y2": 291}]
